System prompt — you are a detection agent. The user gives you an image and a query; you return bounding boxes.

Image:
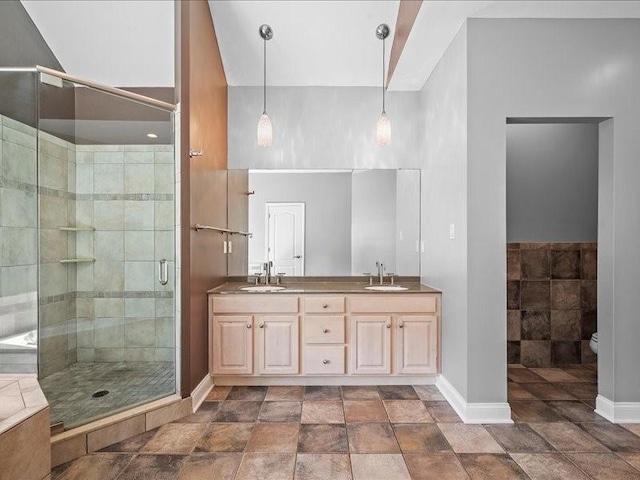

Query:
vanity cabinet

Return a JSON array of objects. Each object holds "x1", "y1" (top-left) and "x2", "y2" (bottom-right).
[
  {"x1": 211, "y1": 315, "x2": 253, "y2": 375},
  {"x1": 257, "y1": 315, "x2": 299, "y2": 374},
  {"x1": 209, "y1": 292, "x2": 440, "y2": 382},
  {"x1": 395, "y1": 315, "x2": 438, "y2": 374},
  {"x1": 350, "y1": 316, "x2": 392, "y2": 374}
]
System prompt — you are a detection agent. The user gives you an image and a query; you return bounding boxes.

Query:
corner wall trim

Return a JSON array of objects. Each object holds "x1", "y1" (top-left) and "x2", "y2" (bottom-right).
[
  {"x1": 596, "y1": 395, "x2": 640, "y2": 423},
  {"x1": 191, "y1": 374, "x2": 214, "y2": 413},
  {"x1": 436, "y1": 374, "x2": 513, "y2": 424}
]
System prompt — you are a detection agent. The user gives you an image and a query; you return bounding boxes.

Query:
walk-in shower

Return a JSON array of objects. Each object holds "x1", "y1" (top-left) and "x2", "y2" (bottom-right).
[{"x1": 0, "y1": 66, "x2": 178, "y2": 429}]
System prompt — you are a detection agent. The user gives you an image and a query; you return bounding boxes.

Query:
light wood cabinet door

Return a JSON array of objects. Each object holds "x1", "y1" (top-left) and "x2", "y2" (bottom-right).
[
  {"x1": 257, "y1": 316, "x2": 300, "y2": 375},
  {"x1": 396, "y1": 315, "x2": 438, "y2": 374},
  {"x1": 350, "y1": 315, "x2": 391, "y2": 375},
  {"x1": 212, "y1": 315, "x2": 253, "y2": 375}
]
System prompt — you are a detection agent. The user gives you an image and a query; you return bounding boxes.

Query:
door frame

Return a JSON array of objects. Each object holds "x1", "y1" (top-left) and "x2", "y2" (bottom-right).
[{"x1": 264, "y1": 202, "x2": 306, "y2": 276}]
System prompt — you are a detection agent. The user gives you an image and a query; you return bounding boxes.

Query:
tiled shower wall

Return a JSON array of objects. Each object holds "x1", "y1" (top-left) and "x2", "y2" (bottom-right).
[
  {"x1": 38, "y1": 130, "x2": 78, "y2": 378},
  {"x1": 0, "y1": 114, "x2": 176, "y2": 377},
  {"x1": 507, "y1": 242, "x2": 597, "y2": 367},
  {"x1": 0, "y1": 115, "x2": 38, "y2": 373},
  {"x1": 74, "y1": 144, "x2": 175, "y2": 366}
]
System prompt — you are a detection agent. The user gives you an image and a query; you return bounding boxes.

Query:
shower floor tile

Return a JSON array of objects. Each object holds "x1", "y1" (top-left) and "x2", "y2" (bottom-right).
[{"x1": 40, "y1": 361, "x2": 175, "y2": 429}]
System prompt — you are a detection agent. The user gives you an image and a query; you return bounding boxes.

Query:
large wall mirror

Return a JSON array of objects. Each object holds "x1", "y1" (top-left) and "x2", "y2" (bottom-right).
[{"x1": 227, "y1": 169, "x2": 421, "y2": 278}]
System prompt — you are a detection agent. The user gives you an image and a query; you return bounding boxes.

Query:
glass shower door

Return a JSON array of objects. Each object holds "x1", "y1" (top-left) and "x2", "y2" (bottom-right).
[{"x1": 36, "y1": 73, "x2": 177, "y2": 429}]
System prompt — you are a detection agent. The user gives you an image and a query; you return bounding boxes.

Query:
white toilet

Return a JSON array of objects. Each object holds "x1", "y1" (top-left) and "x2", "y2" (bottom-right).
[{"x1": 590, "y1": 332, "x2": 598, "y2": 355}]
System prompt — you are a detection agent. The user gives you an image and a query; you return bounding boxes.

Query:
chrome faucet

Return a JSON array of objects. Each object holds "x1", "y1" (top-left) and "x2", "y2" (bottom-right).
[
  {"x1": 263, "y1": 261, "x2": 273, "y2": 285},
  {"x1": 375, "y1": 261, "x2": 385, "y2": 285}
]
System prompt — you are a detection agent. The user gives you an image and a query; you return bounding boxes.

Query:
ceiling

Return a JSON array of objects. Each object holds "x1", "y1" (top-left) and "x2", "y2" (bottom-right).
[
  {"x1": 19, "y1": 1, "x2": 640, "y2": 91},
  {"x1": 212, "y1": 0, "x2": 640, "y2": 91},
  {"x1": 21, "y1": 0, "x2": 174, "y2": 87}
]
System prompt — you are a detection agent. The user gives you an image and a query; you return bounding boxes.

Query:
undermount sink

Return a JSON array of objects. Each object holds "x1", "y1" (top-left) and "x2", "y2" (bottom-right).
[
  {"x1": 240, "y1": 285, "x2": 286, "y2": 292},
  {"x1": 364, "y1": 285, "x2": 409, "y2": 292}
]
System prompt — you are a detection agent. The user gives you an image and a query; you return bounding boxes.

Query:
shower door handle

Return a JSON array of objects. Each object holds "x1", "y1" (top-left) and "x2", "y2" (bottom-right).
[{"x1": 158, "y1": 259, "x2": 168, "y2": 285}]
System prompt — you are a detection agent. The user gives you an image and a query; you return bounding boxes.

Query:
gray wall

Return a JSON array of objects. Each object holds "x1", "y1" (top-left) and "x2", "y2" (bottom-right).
[
  {"x1": 465, "y1": 18, "x2": 640, "y2": 404},
  {"x1": 248, "y1": 172, "x2": 352, "y2": 276},
  {"x1": 395, "y1": 170, "x2": 421, "y2": 276},
  {"x1": 228, "y1": 87, "x2": 421, "y2": 170},
  {"x1": 351, "y1": 170, "x2": 396, "y2": 275},
  {"x1": 507, "y1": 123, "x2": 598, "y2": 242},
  {"x1": 0, "y1": 1, "x2": 63, "y2": 70},
  {"x1": 419, "y1": 24, "x2": 469, "y2": 399}
]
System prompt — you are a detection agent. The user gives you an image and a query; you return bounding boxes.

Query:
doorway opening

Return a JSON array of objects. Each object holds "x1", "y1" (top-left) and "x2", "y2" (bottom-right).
[{"x1": 505, "y1": 118, "x2": 602, "y2": 420}]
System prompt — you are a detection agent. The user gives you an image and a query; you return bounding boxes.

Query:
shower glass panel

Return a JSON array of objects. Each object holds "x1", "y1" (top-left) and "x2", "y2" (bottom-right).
[
  {"x1": 36, "y1": 74, "x2": 177, "y2": 429},
  {"x1": 0, "y1": 70, "x2": 39, "y2": 374}
]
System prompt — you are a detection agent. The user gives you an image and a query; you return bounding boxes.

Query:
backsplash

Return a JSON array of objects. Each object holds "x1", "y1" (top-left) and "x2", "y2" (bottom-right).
[{"x1": 507, "y1": 242, "x2": 597, "y2": 366}]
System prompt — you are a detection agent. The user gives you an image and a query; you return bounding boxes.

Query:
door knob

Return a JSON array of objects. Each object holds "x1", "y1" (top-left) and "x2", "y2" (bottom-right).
[
  {"x1": 322, "y1": 303, "x2": 328, "y2": 309},
  {"x1": 399, "y1": 322, "x2": 404, "y2": 329},
  {"x1": 322, "y1": 359, "x2": 329, "y2": 364},
  {"x1": 323, "y1": 328, "x2": 329, "y2": 333},
  {"x1": 386, "y1": 323, "x2": 391, "y2": 329},
  {"x1": 258, "y1": 322, "x2": 264, "y2": 329},
  {"x1": 294, "y1": 255, "x2": 302, "y2": 259},
  {"x1": 246, "y1": 323, "x2": 252, "y2": 329}
]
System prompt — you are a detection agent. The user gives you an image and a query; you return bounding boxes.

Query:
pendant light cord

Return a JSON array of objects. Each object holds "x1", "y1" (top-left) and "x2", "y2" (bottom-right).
[
  {"x1": 263, "y1": 37, "x2": 267, "y2": 115},
  {"x1": 382, "y1": 36, "x2": 386, "y2": 114}
]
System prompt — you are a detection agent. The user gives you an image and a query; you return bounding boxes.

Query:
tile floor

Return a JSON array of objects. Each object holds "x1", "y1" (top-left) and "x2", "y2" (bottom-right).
[
  {"x1": 51, "y1": 365, "x2": 640, "y2": 479},
  {"x1": 40, "y1": 361, "x2": 175, "y2": 428}
]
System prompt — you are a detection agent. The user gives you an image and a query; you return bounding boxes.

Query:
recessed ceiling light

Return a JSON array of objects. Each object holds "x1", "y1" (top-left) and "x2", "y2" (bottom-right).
[{"x1": 147, "y1": 133, "x2": 158, "y2": 139}]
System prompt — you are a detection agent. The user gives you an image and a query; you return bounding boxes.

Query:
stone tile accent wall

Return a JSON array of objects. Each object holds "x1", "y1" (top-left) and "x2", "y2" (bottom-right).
[
  {"x1": 507, "y1": 242, "x2": 597, "y2": 367},
  {"x1": 0, "y1": 115, "x2": 38, "y2": 373}
]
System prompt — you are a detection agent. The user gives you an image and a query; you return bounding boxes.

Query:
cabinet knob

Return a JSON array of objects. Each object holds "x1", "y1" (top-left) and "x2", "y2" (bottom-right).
[
  {"x1": 246, "y1": 323, "x2": 252, "y2": 329},
  {"x1": 399, "y1": 322, "x2": 404, "y2": 328},
  {"x1": 258, "y1": 322, "x2": 264, "y2": 329},
  {"x1": 322, "y1": 303, "x2": 328, "y2": 309},
  {"x1": 323, "y1": 328, "x2": 329, "y2": 333},
  {"x1": 322, "y1": 359, "x2": 329, "y2": 364},
  {"x1": 386, "y1": 323, "x2": 391, "y2": 329}
]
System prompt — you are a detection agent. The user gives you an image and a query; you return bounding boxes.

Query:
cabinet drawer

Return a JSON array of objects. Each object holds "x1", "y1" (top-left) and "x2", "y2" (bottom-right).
[
  {"x1": 304, "y1": 316, "x2": 345, "y2": 344},
  {"x1": 304, "y1": 346, "x2": 345, "y2": 375},
  {"x1": 350, "y1": 295, "x2": 437, "y2": 314},
  {"x1": 304, "y1": 296, "x2": 345, "y2": 313},
  {"x1": 212, "y1": 295, "x2": 299, "y2": 314}
]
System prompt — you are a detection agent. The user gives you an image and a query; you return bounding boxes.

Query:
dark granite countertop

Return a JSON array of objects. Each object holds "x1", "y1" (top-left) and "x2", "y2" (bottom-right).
[{"x1": 208, "y1": 281, "x2": 441, "y2": 295}]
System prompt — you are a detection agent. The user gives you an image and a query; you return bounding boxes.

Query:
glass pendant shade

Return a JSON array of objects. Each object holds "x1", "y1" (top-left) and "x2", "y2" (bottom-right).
[
  {"x1": 257, "y1": 113, "x2": 273, "y2": 147},
  {"x1": 376, "y1": 112, "x2": 391, "y2": 146}
]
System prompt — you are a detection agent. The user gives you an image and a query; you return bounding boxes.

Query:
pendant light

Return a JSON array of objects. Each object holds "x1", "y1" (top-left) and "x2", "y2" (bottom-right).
[
  {"x1": 257, "y1": 24, "x2": 273, "y2": 147},
  {"x1": 375, "y1": 23, "x2": 391, "y2": 146}
]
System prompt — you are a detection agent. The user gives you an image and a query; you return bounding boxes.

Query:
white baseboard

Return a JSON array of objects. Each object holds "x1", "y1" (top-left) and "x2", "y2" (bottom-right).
[
  {"x1": 191, "y1": 374, "x2": 214, "y2": 413},
  {"x1": 596, "y1": 395, "x2": 640, "y2": 423},
  {"x1": 436, "y1": 374, "x2": 513, "y2": 424}
]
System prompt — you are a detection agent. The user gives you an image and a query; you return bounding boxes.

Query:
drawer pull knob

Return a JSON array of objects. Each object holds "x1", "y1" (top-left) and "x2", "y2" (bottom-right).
[
  {"x1": 322, "y1": 359, "x2": 330, "y2": 364},
  {"x1": 386, "y1": 323, "x2": 391, "y2": 329},
  {"x1": 322, "y1": 303, "x2": 328, "y2": 308},
  {"x1": 258, "y1": 322, "x2": 264, "y2": 328},
  {"x1": 399, "y1": 322, "x2": 404, "y2": 328},
  {"x1": 323, "y1": 328, "x2": 329, "y2": 333},
  {"x1": 246, "y1": 323, "x2": 252, "y2": 329}
]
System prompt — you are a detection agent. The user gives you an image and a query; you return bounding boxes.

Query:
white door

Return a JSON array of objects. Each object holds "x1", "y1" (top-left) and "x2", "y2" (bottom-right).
[{"x1": 266, "y1": 203, "x2": 305, "y2": 276}]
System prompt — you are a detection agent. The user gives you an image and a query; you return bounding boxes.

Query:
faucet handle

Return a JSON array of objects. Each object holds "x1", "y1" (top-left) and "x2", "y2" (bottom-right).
[
  {"x1": 363, "y1": 272, "x2": 373, "y2": 286},
  {"x1": 386, "y1": 273, "x2": 396, "y2": 285},
  {"x1": 253, "y1": 273, "x2": 263, "y2": 285},
  {"x1": 276, "y1": 272, "x2": 285, "y2": 285}
]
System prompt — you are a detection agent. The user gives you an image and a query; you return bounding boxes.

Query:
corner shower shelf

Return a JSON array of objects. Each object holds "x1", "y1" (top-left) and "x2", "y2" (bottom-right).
[
  {"x1": 59, "y1": 258, "x2": 95, "y2": 264},
  {"x1": 59, "y1": 226, "x2": 95, "y2": 232}
]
